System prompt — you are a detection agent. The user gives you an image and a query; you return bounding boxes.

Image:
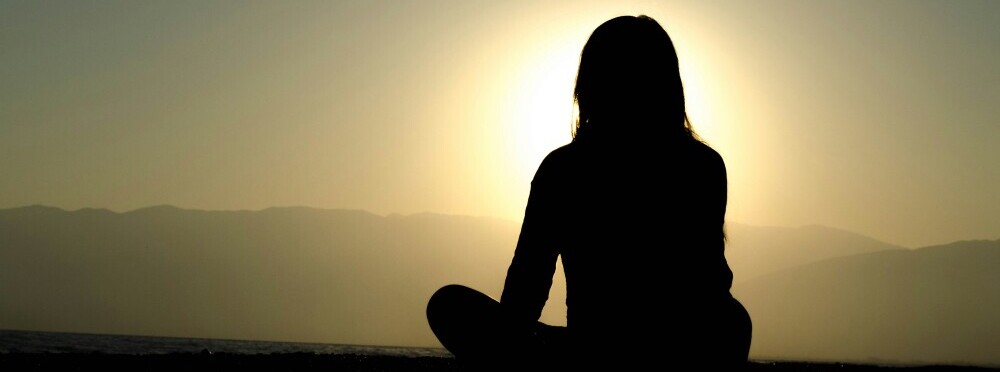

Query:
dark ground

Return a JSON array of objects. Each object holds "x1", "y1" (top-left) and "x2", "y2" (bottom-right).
[{"x1": 1, "y1": 353, "x2": 997, "y2": 372}]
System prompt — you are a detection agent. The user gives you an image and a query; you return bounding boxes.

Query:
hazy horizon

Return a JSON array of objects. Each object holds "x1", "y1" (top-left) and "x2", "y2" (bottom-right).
[
  {"x1": 2, "y1": 206, "x2": 998, "y2": 365},
  {"x1": 8, "y1": 203, "x2": 999, "y2": 250},
  {"x1": 2, "y1": 0, "x2": 997, "y2": 248}
]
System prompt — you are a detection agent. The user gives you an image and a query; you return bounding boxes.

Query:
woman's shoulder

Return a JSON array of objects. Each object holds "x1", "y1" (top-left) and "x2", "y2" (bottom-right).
[
  {"x1": 532, "y1": 139, "x2": 726, "y2": 181},
  {"x1": 689, "y1": 140, "x2": 725, "y2": 168},
  {"x1": 542, "y1": 143, "x2": 577, "y2": 165},
  {"x1": 531, "y1": 143, "x2": 576, "y2": 185},
  {"x1": 685, "y1": 140, "x2": 728, "y2": 192}
]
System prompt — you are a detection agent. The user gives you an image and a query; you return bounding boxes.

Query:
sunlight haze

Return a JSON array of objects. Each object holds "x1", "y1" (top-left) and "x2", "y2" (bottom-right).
[{"x1": 1, "y1": 1, "x2": 997, "y2": 246}]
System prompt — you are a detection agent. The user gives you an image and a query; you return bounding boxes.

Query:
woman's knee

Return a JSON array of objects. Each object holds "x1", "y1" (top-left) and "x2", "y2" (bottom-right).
[
  {"x1": 429, "y1": 284, "x2": 469, "y2": 308},
  {"x1": 428, "y1": 284, "x2": 497, "y2": 330},
  {"x1": 730, "y1": 297, "x2": 752, "y2": 337},
  {"x1": 428, "y1": 285, "x2": 469, "y2": 325},
  {"x1": 729, "y1": 297, "x2": 752, "y2": 360}
]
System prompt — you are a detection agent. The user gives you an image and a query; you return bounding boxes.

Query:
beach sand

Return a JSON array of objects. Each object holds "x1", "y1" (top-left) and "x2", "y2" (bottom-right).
[{"x1": 1, "y1": 353, "x2": 997, "y2": 371}]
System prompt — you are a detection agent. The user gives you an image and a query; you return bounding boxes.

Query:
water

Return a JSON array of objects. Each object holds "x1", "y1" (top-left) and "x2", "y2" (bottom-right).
[{"x1": 0, "y1": 329, "x2": 451, "y2": 357}]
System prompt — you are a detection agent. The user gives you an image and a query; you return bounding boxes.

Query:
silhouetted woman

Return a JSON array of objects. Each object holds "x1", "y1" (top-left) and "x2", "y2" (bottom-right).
[{"x1": 427, "y1": 15, "x2": 751, "y2": 369}]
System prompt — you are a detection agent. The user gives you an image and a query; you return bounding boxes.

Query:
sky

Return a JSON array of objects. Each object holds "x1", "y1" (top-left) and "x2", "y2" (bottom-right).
[{"x1": 1, "y1": 0, "x2": 997, "y2": 248}]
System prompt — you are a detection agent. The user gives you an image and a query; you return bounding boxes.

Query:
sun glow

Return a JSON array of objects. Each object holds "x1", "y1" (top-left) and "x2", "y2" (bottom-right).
[
  {"x1": 485, "y1": 14, "x2": 747, "y2": 221},
  {"x1": 502, "y1": 21, "x2": 730, "y2": 184},
  {"x1": 506, "y1": 33, "x2": 582, "y2": 186},
  {"x1": 678, "y1": 56, "x2": 718, "y2": 143}
]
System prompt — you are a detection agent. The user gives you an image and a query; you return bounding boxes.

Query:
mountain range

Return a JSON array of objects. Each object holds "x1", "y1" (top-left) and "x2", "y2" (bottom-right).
[{"x1": 0, "y1": 205, "x2": 996, "y2": 365}]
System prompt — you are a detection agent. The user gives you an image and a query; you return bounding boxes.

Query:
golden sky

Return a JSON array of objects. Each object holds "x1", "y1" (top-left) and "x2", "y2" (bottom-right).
[{"x1": 1, "y1": 0, "x2": 997, "y2": 247}]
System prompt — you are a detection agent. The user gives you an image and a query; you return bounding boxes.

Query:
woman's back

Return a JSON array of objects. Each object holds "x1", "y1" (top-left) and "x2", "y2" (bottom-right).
[{"x1": 501, "y1": 137, "x2": 733, "y2": 342}]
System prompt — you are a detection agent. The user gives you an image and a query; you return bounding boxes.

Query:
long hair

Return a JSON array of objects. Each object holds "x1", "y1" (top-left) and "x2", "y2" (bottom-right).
[{"x1": 572, "y1": 15, "x2": 697, "y2": 142}]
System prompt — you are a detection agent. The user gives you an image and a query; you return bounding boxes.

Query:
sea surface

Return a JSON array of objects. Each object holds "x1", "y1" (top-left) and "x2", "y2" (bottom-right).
[{"x1": 0, "y1": 329, "x2": 450, "y2": 357}]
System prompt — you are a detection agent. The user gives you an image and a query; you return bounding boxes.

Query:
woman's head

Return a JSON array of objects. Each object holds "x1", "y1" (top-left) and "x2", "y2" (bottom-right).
[{"x1": 572, "y1": 15, "x2": 695, "y2": 142}]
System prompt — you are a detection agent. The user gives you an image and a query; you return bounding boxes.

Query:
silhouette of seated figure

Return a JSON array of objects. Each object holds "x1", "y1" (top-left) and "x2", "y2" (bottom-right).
[{"x1": 427, "y1": 15, "x2": 751, "y2": 369}]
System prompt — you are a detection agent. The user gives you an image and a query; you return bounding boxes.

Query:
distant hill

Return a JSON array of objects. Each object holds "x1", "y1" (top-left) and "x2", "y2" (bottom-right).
[
  {"x1": 725, "y1": 223, "x2": 903, "y2": 282},
  {"x1": 734, "y1": 239, "x2": 1000, "y2": 366},
  {"x1": 0, "y1": 205, "x2": 521, "y2": 347},
  {"x1": 1, "y1": 205, "x2": 995, "y2": 366}
]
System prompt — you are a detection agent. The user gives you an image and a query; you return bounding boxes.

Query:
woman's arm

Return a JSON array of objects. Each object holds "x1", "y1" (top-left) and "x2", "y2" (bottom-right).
[
  {"x1": 499, "y1": 153, "x2": 561, "y2": 323},
  {"x1": 706, "y1": 145, "x2": 733, "y2": 290}
]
